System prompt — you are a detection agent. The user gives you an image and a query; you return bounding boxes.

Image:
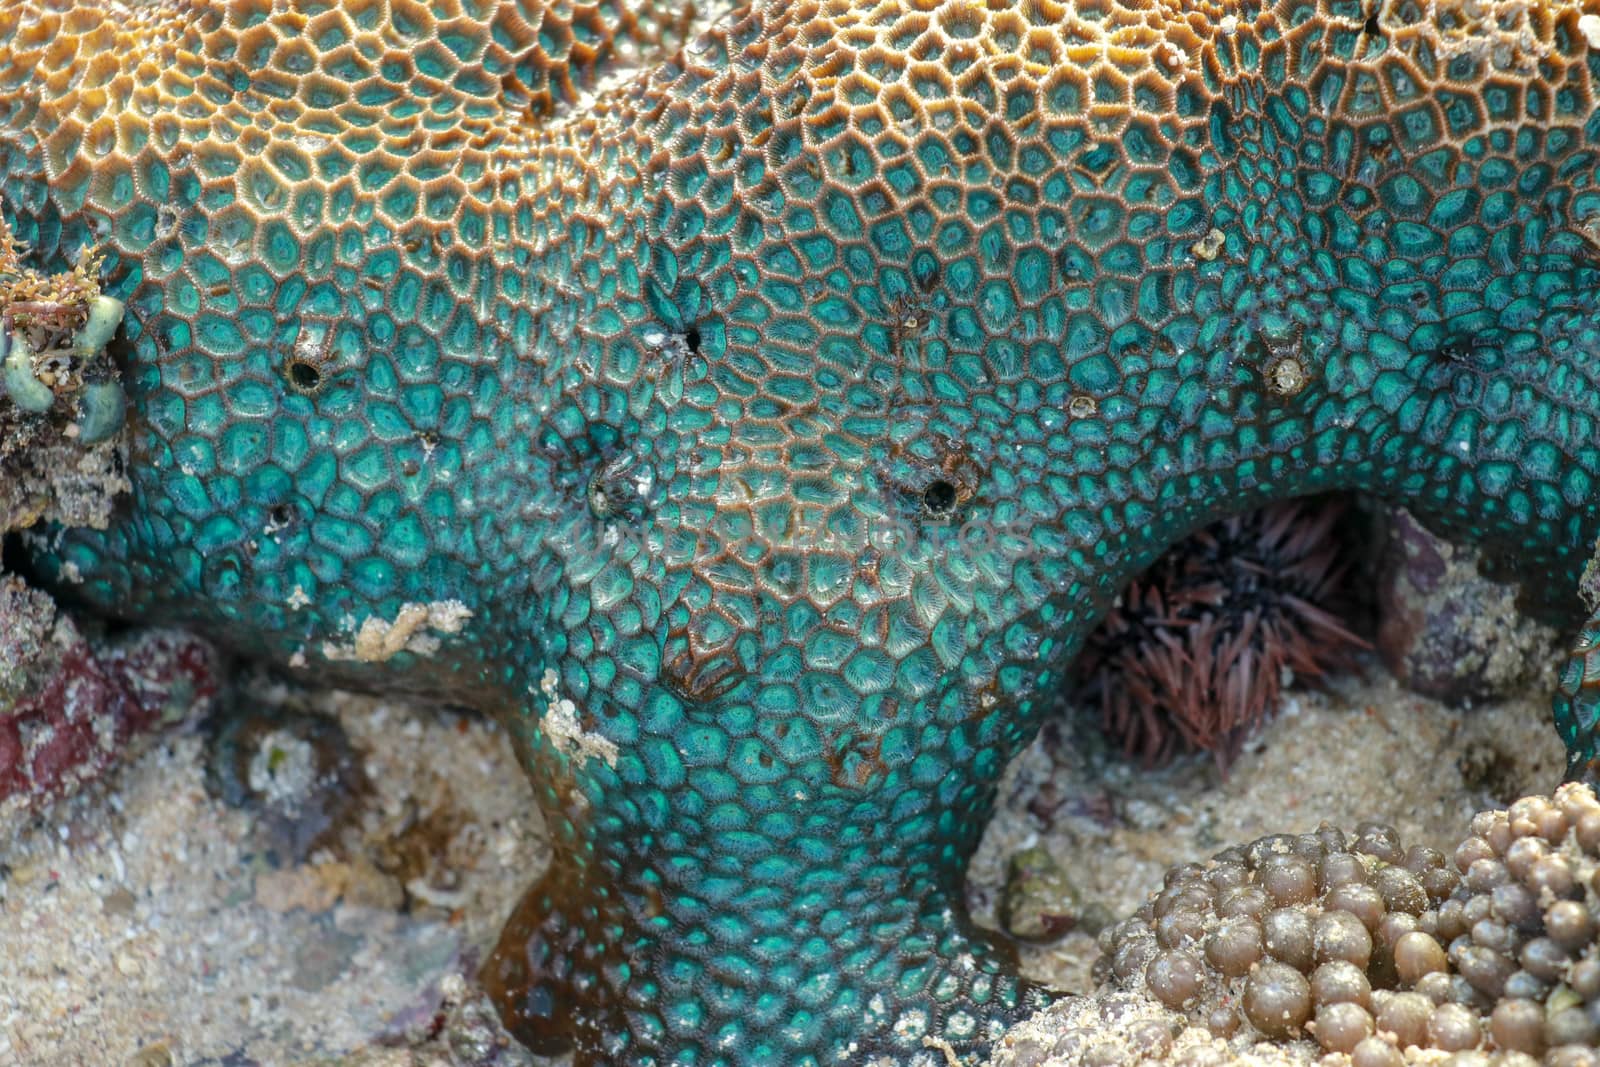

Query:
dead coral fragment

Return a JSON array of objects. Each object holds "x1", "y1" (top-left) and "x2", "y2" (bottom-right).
[
  {"x1": 0, "y1": 218, "x2": 130, "y2": 531},
  {"x1": 0, "y1": 225, "x2": 159, "y2": 836},
  {"x1": 208, "y1": 705, "x2": 369, "y2": 863},
  {"x1": 2, "y1": 290, "x2": 126, "y2": 430},
  {"x1": 0, "y1": 219, "x2": 124, "y2": 422},
  {"x1": 321, "y1": 600, "x2": 474, "y2": 663},
  {"x1": 0, "y1": 584, "x2": 220, "y2": 836},
  {"x1": 1377, "y1": 507, "x2": 1559, "y2": 706}
]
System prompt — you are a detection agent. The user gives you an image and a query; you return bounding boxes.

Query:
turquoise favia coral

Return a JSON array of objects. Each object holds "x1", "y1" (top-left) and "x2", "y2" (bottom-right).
[{"x1": 11, "y1": 0, "x2": 1600, "y2": 1062}]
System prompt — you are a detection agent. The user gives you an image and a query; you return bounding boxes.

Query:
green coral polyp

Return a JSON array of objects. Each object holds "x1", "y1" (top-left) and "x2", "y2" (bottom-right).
[
  {"x1": 10, "y1": 0, "x2": 1600, "y2": 1063},
  {"x1": 74, "y1": 381, "x2": 126, "y2": 445},
  {"x1": 1, "y1": 331, "x2": 53, "y2": 413},
  {"x1": 73, "y1": 295, "x2": 123, "y2": 354}
]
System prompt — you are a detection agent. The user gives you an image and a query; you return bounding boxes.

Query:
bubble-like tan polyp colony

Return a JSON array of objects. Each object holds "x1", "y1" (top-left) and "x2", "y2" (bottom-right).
[{"x1": 1096, "y1": 783, "x2": 1600, "y2": 1066}]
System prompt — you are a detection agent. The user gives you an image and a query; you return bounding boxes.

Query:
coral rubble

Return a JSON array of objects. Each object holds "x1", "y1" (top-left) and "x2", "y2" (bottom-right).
[
  {"x1": 0, "y1": 220, "x2": 215, "y2": 836},
  {"x1": 1376, "y1": 508, "x2": 1561, "y2": 707},
  {"x1": 0, "y1": 583, "x2": 219, "y2": 836}
]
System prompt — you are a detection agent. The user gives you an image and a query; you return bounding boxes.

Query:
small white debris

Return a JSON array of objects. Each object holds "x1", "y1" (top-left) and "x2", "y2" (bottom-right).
[
  {"x1": 542, "y1": 695, "x2": 618, "y2": 769},
  {"x1": 246, "y1": 729, "x2": 317, "y2": 811},
  {"x1": 1267, "y1": 356, "x2": 1308, "y2": 396},
  {"x1": 405, "y1": 877, "x2": 470, "y2": 910},
  {"x1": 538, "y1": 667, "x2": 618, "y2": 768},
  {"x1": 1580, "y1": 14, "x2": 1600, "y2": 49},
  {"x1": 1219, "y1": 13, "x2": 1239, "y2": 35},
  {"x1": 285, "y1": 585, "x2": 311, "y2": 610},
  {"x1": 922, "y1": 1035, "x2": 961, "y2": 1067},
  {"x1": 321, "y1": 600, "x2": 472, "y2": 663},
  {"x1": 1191, "y1": 227, "x2": 1226, "y2": 261}
]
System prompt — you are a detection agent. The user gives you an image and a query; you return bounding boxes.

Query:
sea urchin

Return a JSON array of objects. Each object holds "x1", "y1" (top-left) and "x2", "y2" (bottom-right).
[{"x1": 1072, "y1": 498, "x2": 1369, "y2": 769}]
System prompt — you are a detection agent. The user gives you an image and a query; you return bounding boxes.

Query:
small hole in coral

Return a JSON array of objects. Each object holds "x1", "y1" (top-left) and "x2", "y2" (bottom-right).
[
  {"x1": 1363, "y1": 11, "x2": 1380, "y2": 35},
  {"x1": 684, "y1": 324, "x2": 702, "y2": 355},
  {"x1": 287, "y1": 360, "x2": 323, "y2": 393},
  {"x1": 923, "y1": 479, "x2": 957, "y2": 516}
]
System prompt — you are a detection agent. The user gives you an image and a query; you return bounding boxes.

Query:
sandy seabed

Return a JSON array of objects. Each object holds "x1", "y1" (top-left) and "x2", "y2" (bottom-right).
[{"x1": 0, "y1": 658, "x2": 1566, "y2": 1067}]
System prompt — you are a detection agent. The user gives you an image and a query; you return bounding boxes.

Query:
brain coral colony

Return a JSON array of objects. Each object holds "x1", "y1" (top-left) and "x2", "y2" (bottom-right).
[{"x1": 17, "y1": 0, "x2": 1600, "y2": 1064}]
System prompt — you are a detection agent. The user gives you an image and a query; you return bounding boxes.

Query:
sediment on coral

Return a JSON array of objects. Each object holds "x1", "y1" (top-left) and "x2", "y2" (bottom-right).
[{"x1": 989, "y1": 783, "x2": 1600, "y2": 1067}]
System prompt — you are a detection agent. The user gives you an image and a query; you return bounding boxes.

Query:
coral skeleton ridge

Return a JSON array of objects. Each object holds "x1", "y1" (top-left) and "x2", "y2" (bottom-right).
[{"x1": 14, "y1": 0, "x2": 1600, "y2": 1063}]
